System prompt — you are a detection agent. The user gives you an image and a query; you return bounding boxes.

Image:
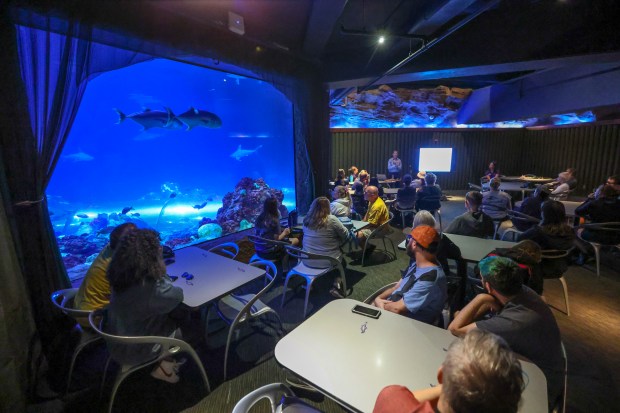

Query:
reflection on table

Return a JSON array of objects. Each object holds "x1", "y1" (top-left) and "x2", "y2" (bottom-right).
[
  {"x1": 275, "y1": 299, "x2": 548, "y2": 413},
  {"x1": 166, "y1": 246, "x2": 265, "y2": 307}
]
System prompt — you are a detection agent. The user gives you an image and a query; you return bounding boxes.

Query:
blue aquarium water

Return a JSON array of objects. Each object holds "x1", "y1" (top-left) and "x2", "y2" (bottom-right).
[{"x1": 46, "y1": 58, "x2": 296, "y2": 279}]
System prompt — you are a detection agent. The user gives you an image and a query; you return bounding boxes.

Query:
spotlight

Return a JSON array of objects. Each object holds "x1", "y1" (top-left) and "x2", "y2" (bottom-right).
[{"x1": 378, "y1": 35, "x2": 385, "y2": 44}]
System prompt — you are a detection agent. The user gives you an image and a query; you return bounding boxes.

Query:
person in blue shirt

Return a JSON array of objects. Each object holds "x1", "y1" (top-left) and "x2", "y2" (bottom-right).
[{"x1": 372, "y1": 225, "x2": 447, "y2": 325}]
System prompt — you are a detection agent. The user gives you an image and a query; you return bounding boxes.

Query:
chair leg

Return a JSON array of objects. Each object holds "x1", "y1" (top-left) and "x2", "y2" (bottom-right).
[
  {"x1": 281, "y1": 274, "x2": 292, "y2": 308},
  {"x1": 303, "y1": 279, "x2": 312, "y2": 318},
  {"x1": 558, "y1": 277, "x2": 570, "y2": 316},
  {"x1": 592, "y1": 244, "x2": 601, "y2": 278},
  {"x1": 108, "y1": 371, "x2": 129, "y2": 413},
  {"x1": 223, "y1": 321, "x2": 239, "y2": 381},
  {"x1": 100, "y1": 356, "x2": 112, "y2": 400},
  {"x1": 401, "y1": 211, "x2": 405, "y2": 228},
  {"x1": 361, "y1": 242, "x2": 367, "y2": 267}
]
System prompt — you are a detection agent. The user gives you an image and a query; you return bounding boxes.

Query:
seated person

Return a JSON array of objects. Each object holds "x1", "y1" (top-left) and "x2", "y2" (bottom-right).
[
  {"x1": 350, "y1": 181, "x2": 367, "y2": 217},
  {"x1": 445, "y1": 191, "x2": 494, "y2": 238},
  {"x1": 448, "y1": 256, "x2": 564, "y2": 411},
  {"x1": 105, "y1": 229, "x2": 188, "y2": 383},
  {"x1": 348, "y1": 166, "x2": 359, "y2": 183},
  {"x1": 481, "y1": 177, "x2": 512, "y2": 220},
  {"x1": 482, "y1": 160, "x2": 500, "y2": 182},
  {"x1": 355, "y1": 169, "x2": 370, "y2": 187},
  {"x1": 302, "y1": 197, "x2": 352, "y2": 297},
  {"x1": 576, "y1": 184, "x2": 620, "y2": 245},
  {"x1": 368, "y1": 176, "x2": 384, "y2": 197},
  {"x1": 254, "y1": 197, "x2": 300, "y2": 259},
  {"x1": 590, "y1": 174, "x2": 619, "y2": 199},
  {"x1": 513, "y1": 185, "x2": 549, "y2": 231},
  {"x1": 373, "y1": 225, "x2": 447, "y2": 324},
  {"x1": 373, "y1": 330, "x2": 523, "y2": 413},
  {"x1": 413, "y1": 171, "x2": 426, "y2": 188},
  {"x1": 74, "y1": 223, "x2": 136, "y2": 312},
  {"x1": 415, "y1": 173, "x2": 442, "y2": 213},
  {"x1": 330, "y1": 185, "x2": 351, "y2": 217},
  {"x1": 549, "y1": 171, "x2": 571, "y2": 198},
  {"x1": 396, "y1": 174, "x2": 416, "y2": 210},
  {"x1": 484, "y1": 239, "x2": 544, "y2": 295},
  {"x1": 356, "y1": 186, "x2": 390, "y2": 255},
  {"x1": 565, "y1": 167, "x2": 578, "y2": 190},
  {"x1": 333, "y1": 168, "x2": 348, "y2": 187}
]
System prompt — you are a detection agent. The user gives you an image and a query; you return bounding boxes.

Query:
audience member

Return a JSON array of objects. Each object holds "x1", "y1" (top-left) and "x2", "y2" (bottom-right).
[
  {"x1": 356, "y1": 186, "x2": 390, "y2": 255},
  {"x1": 396, "y1": 174, "x2": 416, "y2": 210},
  {"x1": 348, "y1": 166, "x2": 359, "y2": 183},
  {"x1": 513, "y1": 185, "x2": 550, "y2": 231},
  {"x1": 590, "y1": 174, "x2": 619, "y2": 199},
  {"x1": 482, "y1": 160, "x2": 500, "y2": 182},
  {"x1": 445, "y1": 191, "x2": 494, "y2": 238},
  {"x1": 351, "y1": 181, "x2": 367, "y2": 217},
  {"x1": 416, "y1": 173, "x2": 442, "y2": 214},
  {"x1": 549, "y1": 171, "x2": 571, "y2": 199},
  {"x1": 483, "y1": 239, "x2": 544, "y2": 295},
  {"x1": 74, "y1": 223, "x2": 136, "y2": 313},
  {"x1": 372, "y1": 225, "x2": 446, "y2": 324},
  {"x1": 302, "y1": 197, "x2": 352, "y2": 298},
  {"x1": 481, "y1": 177, "x2": 512, "y2": 220},
  {"x1": 387, "y1": 150, "x2": 402, "y2": 179},
  {"x1": 413, "y1": 171, "x2": 426, "y2": 188},
  {"x1": 330, "y1": 185, "x2": 352, "y2": 217},
  {"x1": 334, "y1": 168, "x2": 348, "y2": 187},
  {"x1": 105, "y1": 229, "x2": 188, "y2": 383},
  {"x1": 448, "y1": 256, "x2": 564, "y2": 410},
  {"x1": 254, "y1": 197, "x2": 299, "y2": 260},
  {"x1": 565, "y1": 167, "x2": 578, "y2": 190},
  {"x1": 368, "y1": 176, "x2": 384, "y2": 197},
  {"x1": 373, "y1": 330, "x2": 524, "y2": 413},
  {"x1": 576, "y1": 184, "x2": 620, "y2": 246},
  {"x1": 356, "y1": 170, "x2": 370, "y2": 187}
]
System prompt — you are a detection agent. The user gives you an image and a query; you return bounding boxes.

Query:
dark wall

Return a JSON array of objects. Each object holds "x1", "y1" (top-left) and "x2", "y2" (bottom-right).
[{"x1": 331, "y1": 125, "x2": 620, "y2": 195}]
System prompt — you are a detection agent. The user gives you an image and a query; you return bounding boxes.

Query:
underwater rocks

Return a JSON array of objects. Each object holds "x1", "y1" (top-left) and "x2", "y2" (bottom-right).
[
  {"x1": 58, "y1": 235, "x2": 101, "y2": 256},
  {"x1": 197, "y1": 223, "x2": 223, "y2": 240},
  {"x1": 216, "y1": 177, "x2": 284, "y2": 233}
]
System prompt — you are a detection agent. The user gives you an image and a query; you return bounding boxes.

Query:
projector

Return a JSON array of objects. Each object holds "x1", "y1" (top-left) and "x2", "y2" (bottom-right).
[{"x1": 228, "y1": 12, "x2": 245, "y2": 35}]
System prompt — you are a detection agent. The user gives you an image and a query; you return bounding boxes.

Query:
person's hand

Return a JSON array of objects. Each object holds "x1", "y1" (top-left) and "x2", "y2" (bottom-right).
[
  {"x1": 474, "y1": 293, "x2": 502, "y2": 313},
  {"x1": 373, "y1": 298, "x2": 387, "y2": 309},
  {"x1": 282, "y1": 227, "x2": 291, "y2": 236}
]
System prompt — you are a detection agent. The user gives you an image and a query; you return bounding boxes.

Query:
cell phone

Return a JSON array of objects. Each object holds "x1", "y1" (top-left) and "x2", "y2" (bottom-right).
[{"x1": 351, "y1": 304, "x2": 381, "y2": 319}]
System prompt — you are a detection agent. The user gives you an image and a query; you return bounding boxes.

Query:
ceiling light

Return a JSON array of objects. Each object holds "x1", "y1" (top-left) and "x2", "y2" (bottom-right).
[{"x1": 378, "y1": 35, "x2": 385, "y2": 44}]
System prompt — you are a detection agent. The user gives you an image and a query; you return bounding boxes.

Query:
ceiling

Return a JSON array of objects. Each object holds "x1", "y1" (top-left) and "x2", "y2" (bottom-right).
[{"x1": 12, "y1": 0, "x2": 620, "y2": 119}]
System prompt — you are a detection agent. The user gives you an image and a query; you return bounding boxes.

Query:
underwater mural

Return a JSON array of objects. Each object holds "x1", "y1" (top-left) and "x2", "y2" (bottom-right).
[
  {"x1": 47, "y1": 58, "x2": 295, "y2": 280},
  {"x1": 330, "y1": 84, "x2": 596, "y2": 128}
]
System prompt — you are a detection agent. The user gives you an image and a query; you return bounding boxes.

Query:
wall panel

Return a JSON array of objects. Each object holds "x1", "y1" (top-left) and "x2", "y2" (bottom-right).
[{"x1": 331, "y1": 125, "x2": 620, "y2": 195}]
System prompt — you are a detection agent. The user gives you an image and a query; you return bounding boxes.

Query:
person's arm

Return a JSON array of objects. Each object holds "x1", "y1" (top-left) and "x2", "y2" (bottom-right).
[
  {"x1": 277, "y1": 227, "x2": 291, "y2": 240},
  {"x1": 448, "y1": 293, "x2": 501, "y2": 337},
  {"x1": 574, "y1": 198, "x2": 593, "y2": 217},
  {"x1": 332, "y1": 216, "x2": 351, "y2": 243},
  {"x1": 373, "y1": 280, "x2": 402, "y2": 309},
  {"x1": 151, "y1": 277, "x2": 184, "y2": 314},
  {"x1": 383, "y1": 298, "x2": 408, "y2": 315},
  {"x1": 412, "y1": 385, "x2": 442, "y2": 403}
]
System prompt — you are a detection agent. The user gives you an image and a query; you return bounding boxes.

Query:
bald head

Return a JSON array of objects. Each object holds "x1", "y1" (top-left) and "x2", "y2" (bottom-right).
[{"x1": 364, "y1": 185, "x2": 379, "y2": 202}]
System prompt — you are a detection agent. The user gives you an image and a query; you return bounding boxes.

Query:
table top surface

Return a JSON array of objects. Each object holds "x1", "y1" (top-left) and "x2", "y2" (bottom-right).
[
  {"x1": 382, "y1": 188, "x2": 399, "y2": 195},
  {"x1": 275, "y1": 299, "x2": 547, "y2": 413},
  {"x1": 351, "y1": 219, "x2": 371, "y2": 231},
  {"x1": 166, "y1": 246, "x2": 265, "y2": 307},
  {"x1": 398, "y1": 233, "x2": 517, "y2": 262},
  {"x1": 499, "y1": 181, "x2": 538, "y2": 192},
  {"x1": 503, "y1": 176, "x2": 554, "y2": 183}
]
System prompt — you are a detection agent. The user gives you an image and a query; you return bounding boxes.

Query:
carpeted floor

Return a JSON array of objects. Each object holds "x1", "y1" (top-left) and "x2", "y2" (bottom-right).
[{"x1": 62, "y1": 191, "x2": 620, "y2": 413}]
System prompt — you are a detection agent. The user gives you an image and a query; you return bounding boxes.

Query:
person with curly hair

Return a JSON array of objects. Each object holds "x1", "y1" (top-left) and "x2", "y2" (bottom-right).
[
  {"x1": 105, "y1": 228, "x2": 187, "y2": 383},
  {"x1": 254, "y1": 197, "x2": 299, "y2": 260}
]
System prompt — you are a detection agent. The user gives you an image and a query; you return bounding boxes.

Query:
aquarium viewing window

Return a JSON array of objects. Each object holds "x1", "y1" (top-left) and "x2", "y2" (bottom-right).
[
  {"x1": 418, "y1": 148, "x2": 453, "y2": 172},
  {"x1": 46, "y1": 58, "x2": 296, "y2": 279}
]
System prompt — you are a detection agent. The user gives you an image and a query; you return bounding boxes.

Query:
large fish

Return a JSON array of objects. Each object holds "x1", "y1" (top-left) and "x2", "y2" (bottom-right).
[
  {"x1": 115, "y1": 107, "x2": 173, "y2": 130},
  {"x1": 63, "y1": 151, "x2": 94, "y2": 162},
  {"x1": 230, "y1": 144, "x2": 263, "y2": 161},
  {"x1": 174, "y1": 107, "x2": 222, "y2": 130}
]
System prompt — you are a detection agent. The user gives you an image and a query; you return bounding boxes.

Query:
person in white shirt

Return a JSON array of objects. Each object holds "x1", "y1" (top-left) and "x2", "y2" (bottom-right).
[{"x1": 387, "y1": 150, "x2": 402, "y2": 179}]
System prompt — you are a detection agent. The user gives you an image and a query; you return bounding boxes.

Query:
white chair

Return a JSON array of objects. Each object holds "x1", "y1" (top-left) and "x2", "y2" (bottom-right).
[
  {"x1": 89, "y1": 309, "x2": 210, "y2": 413},
  {"x1": 213, "y1": 259, "x2": 284, "y2": 380},
  {"x1": 208, "y1": 242, "x2": 239, "y2": 259},
  {"x1": 282, "y1": 246, "x2": 347, "y2": 318},
  {"x1": 232, "y1": 383, "x2": 323, "y2": 413},
  {"x1": 577, "y1": 222, "x2": 620, "y2": 278},
  {"x1": 552, "y1": 342, "x2": 568, "y2": 413},
  {"x1": 50, "y1": 288, "x2": 102, "y2": 394},
  {"x1": 361, "y1": 212, "x2": 396, "y2": 266},
  {"x1": 363, "y1": 282, "x2": 398, "y2": 304},
  {"x1": 393, "y1": 202, "x2": 415, "y2": 229},
  {"x1": 541, "y1": 249, "x2": 574, "y2": 316},
  {"x1": 247, "y1": 234, "x2": 291, "y2": 273},
  {"x1": 501, "y1": 210, "x2": 540, "y2": 241}
]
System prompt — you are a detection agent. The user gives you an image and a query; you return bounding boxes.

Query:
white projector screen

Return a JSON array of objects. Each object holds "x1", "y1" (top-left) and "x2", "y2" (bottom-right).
[{"x1": 418, "y1": 148, "x2": 453, "y2": 172}]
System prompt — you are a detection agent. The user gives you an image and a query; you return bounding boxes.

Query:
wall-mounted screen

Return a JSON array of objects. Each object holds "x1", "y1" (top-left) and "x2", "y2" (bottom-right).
[
  {"x1": 46, "y1": 58, "x2": 295, "y2": 279},
  {"x1": 418, "y1": 148, "x2": 453, "y2": 172}
]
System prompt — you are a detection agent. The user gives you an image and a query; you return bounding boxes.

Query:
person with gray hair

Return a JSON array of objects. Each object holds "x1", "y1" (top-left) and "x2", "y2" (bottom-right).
[
  {"x1": 372, "y1": 329, "x2": 524, "y2": 413},
  {"x1": 330, "y1": 185, "x2": 351, "y2": 217},
  {"x1": 481, "y1": 177, "x2": 512, "y2": 220},
  {"x1": 448, "y1": 256, "x2": 563, "y2": 410}
]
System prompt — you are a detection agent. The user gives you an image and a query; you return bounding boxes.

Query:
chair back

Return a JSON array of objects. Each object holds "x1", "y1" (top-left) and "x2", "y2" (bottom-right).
[
  {"x1": 363, "y1": 282, "x2": 398, "y2": 304},
  {"x1": 284, "y1": 245, "x2": 344, "y2": 276},
  {"x1": 507, "y1": 210, "x2": 540, "y2": 224},
  {"x1": 417, "y1": 196, "x2": 441, "y2": 212},
  {"x1": 232, "y1": 383, "x2": 304, "y2": 413},
  {"x1": 376, "y1": 173, "x2": 387, "y2": 181},
  {"x1": 369, "y1": 211, "x2": 394, "y2": 239},
  {"x1": 234, "y1": 260, "x2": 278, "y2": 314},
  {"x1": 51, "y1": 288, "x2": 92, "y2": 319},
  {"x1": 208, "y1": 242, "x2": 239, "y2": 259},
  {"x1": 540, "y1": 248, "x2": 574, "y2": 278}
]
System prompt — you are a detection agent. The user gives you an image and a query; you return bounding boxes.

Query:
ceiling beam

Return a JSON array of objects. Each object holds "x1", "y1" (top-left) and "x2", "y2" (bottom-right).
[
  {"x1": 327, "y1": 51, "x2": 620, "y2": 89},
  {"x1": 302, "y1": 0, "x2": 347, "y2": 58}
]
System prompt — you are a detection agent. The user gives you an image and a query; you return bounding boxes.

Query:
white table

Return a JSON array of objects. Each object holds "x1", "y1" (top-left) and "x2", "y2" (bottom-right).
[
  {"x1": 166, "y1": 246, "x2": 265, "y2": 307},
  {"x1": 275, "y1": 299, "x2": 548, "y2": 413},
  {"x1": 503, "y1": 176, "x2": 554, "y2": 184},
  {"x1": 382, "y1": 188, "x2": 399, "y2": 195},
  {"x1": 351, "y1": 220, "x2": 370, "y2": 232},
  {"x1": 398, "y1": 233, "x2": 517, "y2": 262}
]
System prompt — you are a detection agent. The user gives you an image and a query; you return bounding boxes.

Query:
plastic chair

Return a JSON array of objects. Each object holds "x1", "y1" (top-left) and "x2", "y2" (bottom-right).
[
  {"x1": 233, "y1": 383, "x2": 323, "y2": 413},
  {"x1": 247, "y1": 235, "x2": 291, "y2": 273},
  {"x1": 501, "y1": 210, "x2": 540, "y2": 241},
  {"x1": 50, "y1": 288, "x2": 103, "y2": 394},
  {"x1": 361, "y1": 212, "x2": 396, "y2": 266},
  {"x1": 363, "y1": 282, "x2": 398, "y2": 304},
  {"x1": 208, "y1": 242, "x2": 239, "y2": 259},
  {"x1": 577, "y1": 222, "x2": 620, "y2": 278},
  {"x1": 88, "y1": 309, "x2": 210, "y2": 413},
  {"x1": 552, "y1": 342, "x2": 568, "y2": 413},
  {"x1": 213, "y1": 259, "x2": 284, "y2": 380},
  {"x1": 541, "y1": 249, "x2": 574, "y2": 316},
  {"x1": 282, "y1": 246, "x2": 347, "y2": 318},
  {"x1": 393, "y1": 202, "x2": 415, "y2": 229}
]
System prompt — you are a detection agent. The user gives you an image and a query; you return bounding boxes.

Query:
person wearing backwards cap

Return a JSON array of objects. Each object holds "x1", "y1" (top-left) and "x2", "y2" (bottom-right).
[{"x1": 372, "y1": 225, "x2": 447, "y2": 325}]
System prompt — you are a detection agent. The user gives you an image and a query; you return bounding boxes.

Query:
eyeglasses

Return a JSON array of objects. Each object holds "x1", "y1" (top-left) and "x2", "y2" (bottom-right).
[{"x1": 406, "y1": 235, "x2": 413, "y2": 244}]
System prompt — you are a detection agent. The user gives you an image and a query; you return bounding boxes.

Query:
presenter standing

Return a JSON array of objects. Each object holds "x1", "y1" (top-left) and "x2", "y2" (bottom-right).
[{"x1": 387, "y1": 150, "x2": 402, "y2": 180}]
